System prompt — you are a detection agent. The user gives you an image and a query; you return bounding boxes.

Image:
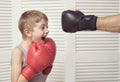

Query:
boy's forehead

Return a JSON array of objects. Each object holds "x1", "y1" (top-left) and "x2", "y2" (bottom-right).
[
  {"x1": 35, "y1": 19, "x2": 48, "y2": 26},
  {"x1": 40, "y1": 19, "x2": 48, "y2": 24}
]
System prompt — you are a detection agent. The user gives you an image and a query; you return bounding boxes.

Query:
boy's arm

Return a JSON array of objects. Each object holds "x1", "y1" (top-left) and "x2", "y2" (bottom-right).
[
  {"x1": 43, "y1": 75, "x2": 48, "y2": 82},
  {"x1": 42, "y1": 65, "x2": 53, "y2": 82},
  {"x1": 11, "y1": 48, "x2": 28, "y2": 82}
]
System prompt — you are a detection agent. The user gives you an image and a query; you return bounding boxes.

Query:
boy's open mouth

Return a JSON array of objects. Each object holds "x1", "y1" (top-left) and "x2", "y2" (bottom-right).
[{"x1": 42, "y1": 37, "x2": 46, "y2": 40}]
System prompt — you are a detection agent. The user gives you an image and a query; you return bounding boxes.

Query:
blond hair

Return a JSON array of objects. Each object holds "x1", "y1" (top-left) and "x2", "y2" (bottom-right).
[{"x1": 18, "y1": 10, "x2": 48, "y2": 39}]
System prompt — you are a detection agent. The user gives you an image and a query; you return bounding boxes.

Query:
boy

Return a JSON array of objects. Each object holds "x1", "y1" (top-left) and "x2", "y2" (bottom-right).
[{"x1": 11, "y1": 10, "x2": 56, "y2": 82}]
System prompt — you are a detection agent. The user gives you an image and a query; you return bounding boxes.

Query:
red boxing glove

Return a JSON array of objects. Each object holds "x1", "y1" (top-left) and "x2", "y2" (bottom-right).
[
  {"x1": 42, "y1": 38, "x2": 56, "y2": 75},
  {"x1": 42, "y1": 65, "x2": 53, "y2": 75},
  {"x1": 22, "y1": 42, "x2": 53, "y2": 80},
  {"x1": 44, "y1": 38, "x2": 56, "y2": 60}
]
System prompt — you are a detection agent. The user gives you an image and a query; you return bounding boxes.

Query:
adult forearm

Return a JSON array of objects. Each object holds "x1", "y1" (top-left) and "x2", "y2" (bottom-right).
[
  {"x1": 96, "y1": 14, "x2": 120, "y2": 33},
  {"x1": 61, "y1": 10, "x2": 120, "y2": 33}
]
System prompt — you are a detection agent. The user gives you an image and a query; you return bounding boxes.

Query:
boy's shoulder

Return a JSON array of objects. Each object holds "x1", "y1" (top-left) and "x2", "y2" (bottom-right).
[
  {"x1": 11, "y1": 47, "x2": 23, "y2": 65},
  {"x1": 12, "y1": 47, "x2": 21, "y2": 52},
  {"x1": 11, "y1": 47, "x2": 23, "y2": 57}
]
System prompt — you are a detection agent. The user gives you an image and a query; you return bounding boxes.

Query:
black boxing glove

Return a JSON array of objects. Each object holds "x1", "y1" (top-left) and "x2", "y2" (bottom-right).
[{"x1": 61, "y1": 10, "x2": 97, "y2": 33}]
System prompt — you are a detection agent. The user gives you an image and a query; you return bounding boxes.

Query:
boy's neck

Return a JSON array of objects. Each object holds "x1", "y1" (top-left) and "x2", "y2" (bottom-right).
[{"x1": 21, "y1": 39, "x2": 32, "y2": 51}]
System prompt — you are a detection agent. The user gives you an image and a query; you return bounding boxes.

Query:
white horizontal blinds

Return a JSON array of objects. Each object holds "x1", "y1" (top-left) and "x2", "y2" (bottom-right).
[
  {"x1": 21, "y1": 0, "x2": 65, "y2": 82},
  {"x1": 0, "y1": 0, "x2": 12, "y2": 51},
  {"x1": 76, "y1": 32, "x2": 119, "y2": 52},
  {"x1": 0, "y1": 51, "x2": 11, "y2": 82},
  {"x1": 75, "y1": 0, "x2": 120, "y2": 82},
  {"x1": 75, "y1": 52, "x2": 119, "y2": 82},
  {"x1": 0, "y1": 1, "x2": 12, "y2": 82},
  {"x1": 21, "y1": 0, "x2": 65, "y2": 52},
  {"x1": 75, "y1": 0, "x2": 119, "y2": 16},
  {"x1": 46, "y1": 61, "x2": 64, "y2": 82},
  {"x1": 76, "y1": 62, "x2": 119, "y2": 82},
  {"x1": 0, "y1": 60, "x2": 11, "y2": 82}
]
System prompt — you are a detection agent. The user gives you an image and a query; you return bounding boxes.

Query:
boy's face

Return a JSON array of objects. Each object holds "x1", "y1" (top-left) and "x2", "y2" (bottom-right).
[{"x1": 31, "y1": 19, "x2": 49, "y2": 42}]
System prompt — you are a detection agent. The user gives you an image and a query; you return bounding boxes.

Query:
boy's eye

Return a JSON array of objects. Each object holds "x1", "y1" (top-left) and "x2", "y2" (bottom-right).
[
  {"x1": 39, "y1": 26, "x2": 44, "y2": 30},
  {"x1": 41, "y1": 26, "x2": 48, "y2": 30},
  {"x1": 41, "y1": 26, "x2": 45, "y2": 30},
  {"x1": 39, "y1": 25, "x2": 48, "y2": 30}
]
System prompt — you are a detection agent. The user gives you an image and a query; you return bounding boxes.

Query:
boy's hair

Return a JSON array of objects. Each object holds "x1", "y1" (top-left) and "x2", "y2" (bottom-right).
[{"x1": 18, "y1": 10, "x2": 48, "y2": 39}]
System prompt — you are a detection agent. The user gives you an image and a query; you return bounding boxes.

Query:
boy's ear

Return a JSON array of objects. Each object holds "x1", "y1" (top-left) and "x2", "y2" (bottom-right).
[{"x1": 24, "y1": 28, "x2": 32, "y2": 37}]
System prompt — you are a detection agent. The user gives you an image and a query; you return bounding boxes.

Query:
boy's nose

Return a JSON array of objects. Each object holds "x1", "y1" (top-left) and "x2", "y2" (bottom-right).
[{"x1": 45, "y1": 27, "x2": 49, "y2": 34}]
